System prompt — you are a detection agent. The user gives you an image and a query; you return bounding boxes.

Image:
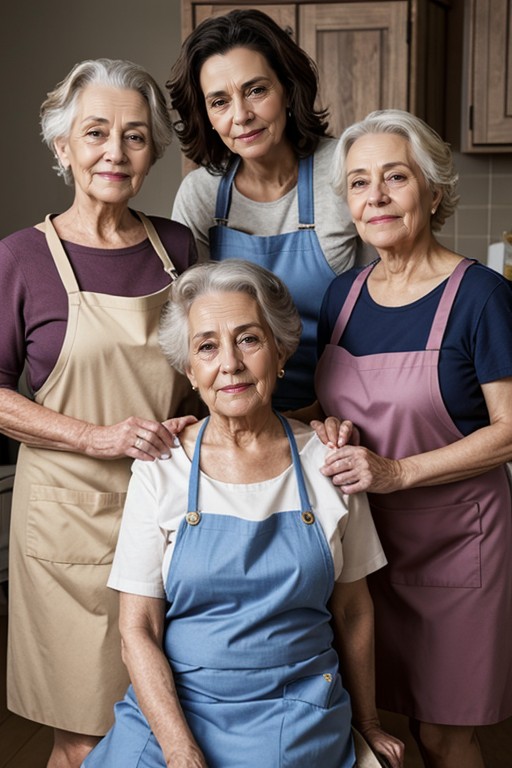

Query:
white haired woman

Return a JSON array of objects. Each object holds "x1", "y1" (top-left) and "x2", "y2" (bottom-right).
[
  {"x1": 302, "y1": 109, "x2": 512, "y2": 767},
  {"x1": 83, "y1": 260, "x2": 404, "y2": 768},
  {"x1": 0, "y1": 58, "x2": 198, "y2": 767}
]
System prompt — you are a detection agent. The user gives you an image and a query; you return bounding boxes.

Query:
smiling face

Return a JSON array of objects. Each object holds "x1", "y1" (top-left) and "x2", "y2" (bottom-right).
[
  {"x1": 199, "y1": 46, "x2": 290, "y2": 164},
  {"x1": 186, "y1": 291, "x2": 285, "y2": 421},
  {"x1": 54, "y1": 84, "x2": 153, "y2": 206},
  {"x1": 345, "y1": 132, "x2": 441, "y2": 254}
]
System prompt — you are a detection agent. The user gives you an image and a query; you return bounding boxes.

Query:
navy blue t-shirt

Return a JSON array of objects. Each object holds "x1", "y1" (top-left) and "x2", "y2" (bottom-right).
[{"x1": 317, "y1": 261, "x2": 512, "y2": 435}]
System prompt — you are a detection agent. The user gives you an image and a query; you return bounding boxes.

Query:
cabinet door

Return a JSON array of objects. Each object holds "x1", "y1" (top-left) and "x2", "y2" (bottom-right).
[
  {"x1": 464, "y1": 0, "x2": 512, "y2": 149},
  {"x1": 299, "y1": 2, "x2": 409, "y2": 136},
  {"x1": 191, "y1": 4, "x2": 296, "y2": 34}
]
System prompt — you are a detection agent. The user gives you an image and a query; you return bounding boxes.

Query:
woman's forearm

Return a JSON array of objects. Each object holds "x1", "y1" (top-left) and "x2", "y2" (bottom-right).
[
  {"x1": 121, "y1": 627, "x2": 205, "y2": 765},
  {"x1": 329, "y1": 581, "x2": 378, "y2": 726},
  {"x1": 0, "y1": 387, "x2": 179, "y2": 461},
  {"x1": 399, "y1": 419, "x2": 512, "y2": 488},
  {"x1": 0, "y1": 387, "x2": 92, "y2": 452}
]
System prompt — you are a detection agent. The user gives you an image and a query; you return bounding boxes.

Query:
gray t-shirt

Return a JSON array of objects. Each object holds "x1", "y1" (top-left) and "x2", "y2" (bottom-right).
[{"x1": 172, "y1": 138, "x2": 371, "y2": 271}]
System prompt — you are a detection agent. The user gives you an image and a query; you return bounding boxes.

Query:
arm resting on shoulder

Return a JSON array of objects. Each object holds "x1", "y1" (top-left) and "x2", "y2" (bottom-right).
[
  {"x1": 0, "y1": 387, "x2": 183, "y2": 461},
  {"x1": 119, "y1": 593, "x2": 207, "y2": 768},
  {"x1": 321, "y1": 378, "x2": 512, "y2": 492},
  {"x1": 329, "y1": 580, "x2": 404, "y2": 768}
]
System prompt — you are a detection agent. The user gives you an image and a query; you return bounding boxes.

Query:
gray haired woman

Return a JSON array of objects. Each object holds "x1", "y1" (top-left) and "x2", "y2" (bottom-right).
[
  {"x1": 83, "y1": 260, "x2": 404, "y2": 768},
  {"x1": 0, "y1": 58, "x2": 198, "y2": 767},
  {"x1": 307, "y1": 109, "x2": 512, "y2": 768}
]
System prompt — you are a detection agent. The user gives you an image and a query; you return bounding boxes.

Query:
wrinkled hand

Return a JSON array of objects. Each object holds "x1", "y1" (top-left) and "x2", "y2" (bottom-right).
[
  {"x1": 310, "y1": 416, "x2": 357, "y2": 448},
  {"x1": 82, "y1": 415, "x2": 197, "y2": 461},
  {"x1": 358, "y1": 723, "x2": 404, "y2": 768},
  {"x1": 320, "y1": 444, "x2": 402, "y2": 494}
]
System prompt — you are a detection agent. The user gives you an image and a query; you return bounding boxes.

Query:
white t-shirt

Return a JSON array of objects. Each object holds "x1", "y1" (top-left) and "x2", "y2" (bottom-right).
[
  {"x1": 171, "y1": 138, "x2": 373, "y2": 269},
  {"x1": 109, "y1": 420, "x2": 386, "y2": 598}
]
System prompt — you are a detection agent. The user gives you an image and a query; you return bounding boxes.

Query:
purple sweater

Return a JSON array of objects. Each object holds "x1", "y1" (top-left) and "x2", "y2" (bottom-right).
[{"x1": 0, "y1": 214, "x2": 197, "y2": 393}]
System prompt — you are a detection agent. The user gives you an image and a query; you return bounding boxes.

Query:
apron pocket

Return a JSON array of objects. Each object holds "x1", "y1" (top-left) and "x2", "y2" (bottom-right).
[
  {"x1": 26, "y1": 484, "x2": 125, "y2": 564},
  {"x1": 371, "y1": 499, "x2": 482, "y2": 588},
  {"x1": 283, "y1": 670, "x2": 341, "y2": 709},
  {"x1": 280, "y1": 672, "x2": 352, "y2": 768}
]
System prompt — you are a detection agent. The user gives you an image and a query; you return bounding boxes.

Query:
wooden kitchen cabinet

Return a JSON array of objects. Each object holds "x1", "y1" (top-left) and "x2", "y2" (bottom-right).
[
  {"x1": 181, "y1": 0, "x2": 450, "y2": 137},
  {"x1": 462, "y1": 0, "x2": 512, "y2": 151}
]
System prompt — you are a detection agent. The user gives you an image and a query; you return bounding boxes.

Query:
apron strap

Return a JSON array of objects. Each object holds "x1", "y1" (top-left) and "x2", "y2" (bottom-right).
[
  {"x1": 187, "y1": 414, "x2": 314, "y2": 515},
  {"x1": 426, "y1": 258, "x2": 476, "y2": 350},
  {"x1": 297, "y1": 154, "x2": 315, "y2": 229},
  {"x1": 134, "y1": 211, "x2": 179, "y2": 281},
  {"x1": 188, "y1": 418, "x2": 209, "y2": 512},
  {"x1": 275, "y1": 412, "x2": 313, "y2": 514},
  {"x1": 42, "y1": 213, "x2": 180, "y2": 295},
  {"x1": 43, "y1": 215, "x2": 81, "y2": 295},
  {"x1": 213, "y1": 154, "x2": 315, "y2": 230},
  {"x1": 214, "y1": 158, "x2": 241, "y2": 225},
  {"x1": 329, "y1": 262, "x2": 377, "y2": 345}
]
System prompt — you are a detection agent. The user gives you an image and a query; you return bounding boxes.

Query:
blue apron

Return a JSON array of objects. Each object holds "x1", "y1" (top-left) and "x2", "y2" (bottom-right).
[
  {"x1": 209, "y1": 156, "x2": 336, "y2": 410},
  {"x1": 84, "y1": 415, "x2": 356, "y2": 767}
]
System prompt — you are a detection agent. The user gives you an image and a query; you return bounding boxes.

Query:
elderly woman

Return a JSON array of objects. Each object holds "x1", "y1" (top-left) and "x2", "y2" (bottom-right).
[
  {"x1": 167, "y1": 9, "x2": 369, "y2": 411},
  {"x1": 0, "y1": 58, "x2": 198, "y2": 767},
  {"x1": 82, "y1": 260, "x2": 403, "y2": 768},
  {"x1": 305, "y1": 110, "x2": 512, "y2": 768}
]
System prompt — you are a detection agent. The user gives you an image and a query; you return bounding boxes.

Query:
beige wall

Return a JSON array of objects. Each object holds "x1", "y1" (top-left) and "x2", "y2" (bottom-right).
[{"x1": 0, "y1": 0, "x2": 183, "y2": 238}]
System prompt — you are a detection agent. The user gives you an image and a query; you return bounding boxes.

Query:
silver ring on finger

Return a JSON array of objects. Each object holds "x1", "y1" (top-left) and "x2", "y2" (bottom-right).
[{"x1": 135, "y1": 437, "x2": 143, "y2": 450}]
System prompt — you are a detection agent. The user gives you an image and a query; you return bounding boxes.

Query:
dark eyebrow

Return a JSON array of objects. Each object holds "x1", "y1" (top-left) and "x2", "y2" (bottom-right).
[{"x1": 204, "y1": 77, "x2": 271, "y2": 100}]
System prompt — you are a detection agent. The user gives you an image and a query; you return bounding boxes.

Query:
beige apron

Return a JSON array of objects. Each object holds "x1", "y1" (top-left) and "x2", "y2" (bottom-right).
[{"x1": 7, "y1": 213, "x2": 192, "y2": 734}]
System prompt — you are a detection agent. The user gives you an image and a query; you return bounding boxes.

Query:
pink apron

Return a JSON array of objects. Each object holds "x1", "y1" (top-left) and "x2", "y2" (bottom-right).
[{"x1": 315, "y1": 259, "x2": 512, "y2": 725}]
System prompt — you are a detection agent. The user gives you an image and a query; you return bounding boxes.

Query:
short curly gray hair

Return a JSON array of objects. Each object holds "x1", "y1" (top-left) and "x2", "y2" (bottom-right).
[
  {"x1": 40, "y1": 58, "x2": 173, "y2": 185},
  {"x1": 332, "y1": 109, "x2": 459, "y2": 231},
  {"x1": 159, "y1": 260, "x2": 302, "y2": 374}
]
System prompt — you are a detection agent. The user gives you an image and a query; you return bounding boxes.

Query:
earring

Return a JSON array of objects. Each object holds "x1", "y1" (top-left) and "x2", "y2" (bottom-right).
[
  {"x1": 287, "y1": 109, "x2": 292, "y2": 119},
  {"x1": 431, "y1": 208, "x2": 437, "y2": 215},
  {"x1": 277, "y1": 368, "x2": 285, "y2": 379},
  {"x1": 191, "y1": 385, "x2": 198, "y2": 391}
]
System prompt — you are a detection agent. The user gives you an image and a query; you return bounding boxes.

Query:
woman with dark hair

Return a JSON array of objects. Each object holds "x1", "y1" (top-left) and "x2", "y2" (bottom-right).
[{"x1": 167, "y1": 9, "x2": 367, "y2": 411}]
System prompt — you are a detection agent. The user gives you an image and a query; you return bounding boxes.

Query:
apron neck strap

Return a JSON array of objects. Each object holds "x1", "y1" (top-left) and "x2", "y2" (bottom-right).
[
  {"x1": 187, "y1": 413, "x2": 313, "y2": 514},
  {"x1": 42, "y1": 212, "x2": 180, "y2": 294},
  {"x1": 134, "y1": 211, "x2": 179, "y2": 281},
  {"x1": 426, "y1": 259, "x2": 476, "y2": 349},
  {"x1": 329, "y1": 262, "x2": 377, "y2": 345},
  {"x1": 44, "y1": 214, "x2": 80, "y2": 293}
]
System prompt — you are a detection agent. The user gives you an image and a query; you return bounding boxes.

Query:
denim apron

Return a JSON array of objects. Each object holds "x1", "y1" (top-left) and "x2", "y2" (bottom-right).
[
  {"x1": 315, "y1": 259, "x2": 512, "y2": 725},
  {"x1": 85, "y1": 414, "x2": 356, "y2": 766},
  {"x1": 209, "y1": 156, "x2": 336, "y2": 410}
]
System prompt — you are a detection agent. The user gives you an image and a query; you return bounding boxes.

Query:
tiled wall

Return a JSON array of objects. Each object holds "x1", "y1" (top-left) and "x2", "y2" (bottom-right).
[{"x1": 437, "y1": 152, "x2": 512, "y2": 264}]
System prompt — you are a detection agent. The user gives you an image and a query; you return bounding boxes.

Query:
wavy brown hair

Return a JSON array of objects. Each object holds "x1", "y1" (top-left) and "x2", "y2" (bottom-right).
[{"x1": 166, "y1": 9, "x2": 331, "y2": 173}]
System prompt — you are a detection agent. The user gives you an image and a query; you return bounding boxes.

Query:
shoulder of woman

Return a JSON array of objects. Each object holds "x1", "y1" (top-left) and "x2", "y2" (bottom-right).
[
  {"x1": 145, "y1": 214, "x2": 194, "y2": 240},
  {"x1": 457, "y1": 260, "x2": 512, "y2": 307},
  {"x1": 1, "y1": 225, "x2": 46, "y2": 252},
  {"x1": 176, "y1": 165, "x2": 222, "y2": 201},
  {"x1": 312, "y1": 137, "x2": 338, "y2": 167}
]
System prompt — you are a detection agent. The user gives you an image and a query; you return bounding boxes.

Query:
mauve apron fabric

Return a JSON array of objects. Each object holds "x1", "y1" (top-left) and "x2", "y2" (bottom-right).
[
  {"x1": 209, "y1": 155, "x2": 335, "y2": 411},
  {"x1": 7, "y1": 213, "x2": 191, "y2": 734},
  {"x1": 315, "y1": 258, "x2": 512, "y2": 725},
  {"x1": 83, "y1": 414, "x2": 355, "y2": 767}
]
